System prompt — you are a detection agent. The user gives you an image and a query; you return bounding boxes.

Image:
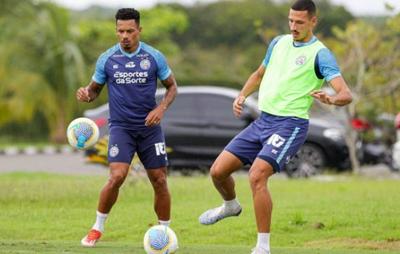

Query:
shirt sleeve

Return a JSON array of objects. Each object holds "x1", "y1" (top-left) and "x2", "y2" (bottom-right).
[
  {"x1": 153, "y1": 50, "x2": 172, "y2": 81},
  {"x1": 316, "y1": 48, "x2": 342, "y2": 82},
  {"x1": 91, "y1": 53, "x2": 108, "y2": 85},
  {"x1": 262, "y1": 35, "x2": 283, "y2": 67}
]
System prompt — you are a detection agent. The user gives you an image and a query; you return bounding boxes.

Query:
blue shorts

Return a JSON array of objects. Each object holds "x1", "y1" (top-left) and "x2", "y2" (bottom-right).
[
  {"x1": 225, "y1": 112, "x2": 309, "y2": 172},
  {"x1": 107, "y1": 125, "x2": 168, "y2": 169}
]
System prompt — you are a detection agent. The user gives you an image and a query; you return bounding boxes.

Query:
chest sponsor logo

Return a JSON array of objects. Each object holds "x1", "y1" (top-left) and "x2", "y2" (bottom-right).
[
  {"x1": 114, "y1": 71, "x2": 149, "y2": 84},
  {"x1": 266, "y1": 134, "x2": 286, "y2": 148},
  {"x1": 140, "y1": 59, "x2": 151, "y2": 70},
  {"x1": 295, "y1": 55, "x2": 307, "y2": 66},
  {"x1": 125, "y1": 61, "x2": 136, "y2": 68}
]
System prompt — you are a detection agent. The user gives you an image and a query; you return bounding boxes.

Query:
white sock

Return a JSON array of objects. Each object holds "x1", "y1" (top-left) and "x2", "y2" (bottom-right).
[
  {"x1": 159, "y1": 220, "x2": 171, "y2": 227},
  {"x1": 256, "y1": 233, "x2": 270, "y2": 252},
  {"x1": 92, "y1": 211, "x2": 108, "y2": 232},
  {"x1": 224, "y1": 198, "x2": 240, "y2": 210}
]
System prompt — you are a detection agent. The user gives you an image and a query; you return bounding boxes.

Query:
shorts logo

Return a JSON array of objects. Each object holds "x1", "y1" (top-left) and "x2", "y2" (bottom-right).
[
  {"x1": 140, "y1": 59, "x2": 151, "y2": 70},
  {"x1": 109, "y1": 145, "x2": 119, "y2": 157},
  {"x1": 266, "y1": 134, "x2": 286, "y2": 148},
  {"x1": 295, "y1": 55, "x2": 307, "y2": 65},
  {"x1": 154, "y1": 142, "x2": 166, "y2": 156}
]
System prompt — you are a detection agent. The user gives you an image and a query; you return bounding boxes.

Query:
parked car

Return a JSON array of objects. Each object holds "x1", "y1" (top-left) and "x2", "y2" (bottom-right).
[{"x1": 84, "y1": 86, "x2": 350, "y2": 177}]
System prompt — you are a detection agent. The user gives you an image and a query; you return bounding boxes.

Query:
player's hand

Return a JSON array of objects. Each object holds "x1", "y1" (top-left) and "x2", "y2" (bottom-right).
[
  {"x1": 233, "y1": 95, "x2": 246, "y2": 118},
  {"x1": 310, "y1": 90, "x2": 334, "y2": 105},
  {"x1": 76, "y1": 87, "x2": 92, "y2": 103},
  {"x1": 145, "y1": 105, "x2": 165, "y2": 127}
]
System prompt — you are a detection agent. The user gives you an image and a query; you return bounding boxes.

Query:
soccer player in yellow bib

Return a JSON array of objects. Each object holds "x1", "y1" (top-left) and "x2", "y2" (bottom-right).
[{"x1": 199, "y1": 1, "x2": 352, "y2": 253}]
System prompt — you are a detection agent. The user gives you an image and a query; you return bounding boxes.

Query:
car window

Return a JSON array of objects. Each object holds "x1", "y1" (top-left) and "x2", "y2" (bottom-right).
[
  {"x1": 160, "y1": 94, "x2": 201, "y2": 121},
  {"x1": 197, "y1": 94, "x2": 248, "y2": 128}
]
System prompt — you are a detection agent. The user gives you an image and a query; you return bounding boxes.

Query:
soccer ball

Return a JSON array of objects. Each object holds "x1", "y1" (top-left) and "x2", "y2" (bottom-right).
[
  {"x1": 66, "y1": 117, "x2": 99, "y2": 150},
  {"x1": 143, "y1": 225, "x2": 178, "y2": 254}
]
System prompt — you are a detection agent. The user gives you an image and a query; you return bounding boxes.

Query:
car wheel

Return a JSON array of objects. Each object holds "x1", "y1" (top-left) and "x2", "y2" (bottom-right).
[{"x1": 285, "y1": 143, "x2": 326, "y2": 178}]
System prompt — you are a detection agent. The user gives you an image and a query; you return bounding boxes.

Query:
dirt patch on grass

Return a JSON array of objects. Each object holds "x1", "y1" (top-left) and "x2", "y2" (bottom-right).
[{"x1": 305, "y1": 238, "x2": 400, "y2": 251}]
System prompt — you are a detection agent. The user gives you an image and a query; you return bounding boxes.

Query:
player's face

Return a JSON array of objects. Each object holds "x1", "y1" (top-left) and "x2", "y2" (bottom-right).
[
  {"x1": 116, "y1": 19, "x2": 141, "y2": 52},
  {"x1": 288, "y1": 9, "x2": 316, "y2": 42}
]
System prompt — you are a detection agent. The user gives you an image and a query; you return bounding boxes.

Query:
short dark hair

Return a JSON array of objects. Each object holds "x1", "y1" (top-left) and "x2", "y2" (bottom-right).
[
  {"x1": 291, "y1": 0, "x2": 317, "y2": 16},
  {"x1": 115, "y1": 8, "x2": 140, "y2": 24}
]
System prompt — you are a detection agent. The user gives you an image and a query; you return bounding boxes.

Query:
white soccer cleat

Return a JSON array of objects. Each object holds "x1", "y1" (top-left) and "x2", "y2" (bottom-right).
[
  {"x1": 251, "y1": 247, "x2": 270, "y2": 254},
  {"x1": 81, "y1": 229, "x2": 102, "y2": 247},
  {"x1": 199, "y1": 204, "x2": 242, "y2": 225}
]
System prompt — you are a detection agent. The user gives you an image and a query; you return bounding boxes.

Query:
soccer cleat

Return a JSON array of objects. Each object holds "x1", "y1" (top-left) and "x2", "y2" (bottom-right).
[
  {"x1": 251, "y1": 247, "x2": 270, "y2": 254},
  {"x1": 81, "y1": 229, "x2": 102, "y2": 247},
  {"x1": 199, "y1": 204, "x2": 242, "y2": 225}
]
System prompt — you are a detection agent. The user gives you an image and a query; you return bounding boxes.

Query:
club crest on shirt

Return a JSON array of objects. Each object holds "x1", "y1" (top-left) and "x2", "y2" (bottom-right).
[
  {"x1": 109, "y1": 145, "x2": 119, "y2": 157},
  {"x1": 125, "y1": 61, "x2": 136, "y2": 68},
  {"x1": 295, "y1": 55, "x2": 307, "y2": 66},
  {"x1": 140, "y1": 59, "x2": 151, "y2": 70}
]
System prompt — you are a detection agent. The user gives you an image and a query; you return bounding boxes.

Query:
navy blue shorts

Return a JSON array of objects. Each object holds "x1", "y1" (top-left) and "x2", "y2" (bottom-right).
[
  {"x1": 225, "y1": 112, "x2": 309, "y2": 172},
  {"x1": 107, "y1": 125, "x2": 168, "y2": 169}
]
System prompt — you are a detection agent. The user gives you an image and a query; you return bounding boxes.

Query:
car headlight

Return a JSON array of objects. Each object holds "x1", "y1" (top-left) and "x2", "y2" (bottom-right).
[{"x1": 323, "y1": 128, "x2": 343, "y2": 141}]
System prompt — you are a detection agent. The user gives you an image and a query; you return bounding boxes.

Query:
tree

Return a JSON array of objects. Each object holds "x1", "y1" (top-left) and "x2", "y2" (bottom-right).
[
  {"x1": 326, "y1": 14, "x2": 400, "y2": 173},
  {"x1": 0, "y1": 1, "x2": 86, "y2": 142}
]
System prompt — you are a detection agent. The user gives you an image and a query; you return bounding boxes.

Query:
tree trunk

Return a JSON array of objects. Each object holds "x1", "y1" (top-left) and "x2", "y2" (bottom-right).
[{"x1": 50, "y1": 112, "x2": 67, "y2": 144}]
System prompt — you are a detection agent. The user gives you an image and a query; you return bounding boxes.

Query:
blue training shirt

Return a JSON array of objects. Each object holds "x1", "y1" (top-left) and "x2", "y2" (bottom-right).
[
  {"x1": 262, "y1": 35, "x2": 341, "y2": 82},
  {"x1": 92, "y1": 42, "x2": 172, "y2": 129}
]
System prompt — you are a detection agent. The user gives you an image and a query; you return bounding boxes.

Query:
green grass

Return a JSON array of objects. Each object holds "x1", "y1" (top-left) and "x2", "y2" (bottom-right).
[{"x1": 0, "y1": 172, "x2": 399, "y2": 253}]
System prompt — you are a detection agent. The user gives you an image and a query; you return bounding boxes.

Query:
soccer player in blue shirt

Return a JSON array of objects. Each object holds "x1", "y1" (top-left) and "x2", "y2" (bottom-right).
[{"x1": 76, "y1": 8, "x2": 178, "y2": 247}]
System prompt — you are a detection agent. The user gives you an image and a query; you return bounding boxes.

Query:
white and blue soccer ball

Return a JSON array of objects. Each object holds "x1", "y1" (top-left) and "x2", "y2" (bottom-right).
[
  {"x1": 66, "y1": 117, "x2": 99, "y2": 150},
  {"x1": 143, "y1": 225, "x2": 178, "y2": 254}
]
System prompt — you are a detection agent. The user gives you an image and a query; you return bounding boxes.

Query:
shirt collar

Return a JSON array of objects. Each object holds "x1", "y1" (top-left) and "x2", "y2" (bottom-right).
[
  {"x1": 118, "y1": 42, "x2": 141, "y2": 57},
  {"x1": 293, "y1": 36, "x2": 317, "y2": 47}
]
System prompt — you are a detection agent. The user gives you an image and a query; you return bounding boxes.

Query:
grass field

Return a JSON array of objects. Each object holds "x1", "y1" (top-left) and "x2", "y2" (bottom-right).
[{"x1": 0, "y1": 172, "x2": 399, "y2": 253}]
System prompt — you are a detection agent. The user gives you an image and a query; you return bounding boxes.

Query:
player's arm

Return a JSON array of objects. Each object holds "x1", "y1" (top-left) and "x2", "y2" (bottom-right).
[
  {"x1": 310, "y1": 76, "x2": 352, "y2": 106},
  {"x1": 234, "y1": 36, "x2": 281, "y2": 117},
  {"x1": 310, "y1": 48, "x2": 352, "y2": 106},
  {"x1": 145, "y1": 74, "x2": 178, "y2": 127},
  {"x1": 159, "y1": 74, "x2": 178, "y2": 111},
  {"x1": 76, "y1": 81, "x2": 104, "y2": 103},
  {"x1": 233, "y1": 64, "x2": 266, "y2": 117},
  {"x1": 77, "y1": 51, "x2": 108, "y2": 103}
]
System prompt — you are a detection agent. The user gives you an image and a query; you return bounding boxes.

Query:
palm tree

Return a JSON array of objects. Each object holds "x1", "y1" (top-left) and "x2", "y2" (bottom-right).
[{"x1": 0, "y1": 1, "x2": 86, "y2": 142}]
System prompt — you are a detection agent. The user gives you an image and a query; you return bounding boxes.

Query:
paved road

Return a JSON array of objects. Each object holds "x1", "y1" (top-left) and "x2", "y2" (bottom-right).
[
  {"x1": 0, "y1": 153, "x2": 108, "y2": 175},
  {"x1": 1, "y1": 153, "x2": 398, "y2": 179}
]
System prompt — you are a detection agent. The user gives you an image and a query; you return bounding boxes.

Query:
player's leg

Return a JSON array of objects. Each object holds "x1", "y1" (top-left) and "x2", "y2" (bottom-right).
[
  {"x1": 81, "y1": 127, "x2": 136, "y2": 247},
  {"x1": 198, "y1": 151, "x2": 243, "y2": 225},
  {"x1": 249, "y1": 158, "x2": 274, "y2": 254},
  {"x1": 211, "y1": 150, "x2": 243, "y2": 201},
  {"x1": 250, "y1": 113, "x2": 309, "y2": 254},
  {"x1": 199, "y1": 121, "x2": 262, "y2": 225},
  {"x1": 97, "y1": 162, "x2": 131, "y2": 213},
  {"x1": 137, "y1": 126, "x2": 171, "y2": 226},
  {"x1": 146, "y1": 167, "x2": 171, "y2": 224}
]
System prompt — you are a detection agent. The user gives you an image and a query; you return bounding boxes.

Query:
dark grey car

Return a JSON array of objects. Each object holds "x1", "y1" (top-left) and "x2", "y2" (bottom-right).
[{"x1": 84, "y1": 86, "x2": 350, "y2": 177}]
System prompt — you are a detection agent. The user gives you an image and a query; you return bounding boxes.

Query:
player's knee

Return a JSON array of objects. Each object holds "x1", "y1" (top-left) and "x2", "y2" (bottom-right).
[
  {"x1": 108, "y1": 174, "x2": 126, "y2": 188},
  {"x1": 210, "y1": 164, "x2": 226, "y2": 181},
  {"x1": 151, "y1": 175, "x2": 168, "y2": 190},
  {"x1": 249, "y1": 170, "x2": 268, "y2": 191}
]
